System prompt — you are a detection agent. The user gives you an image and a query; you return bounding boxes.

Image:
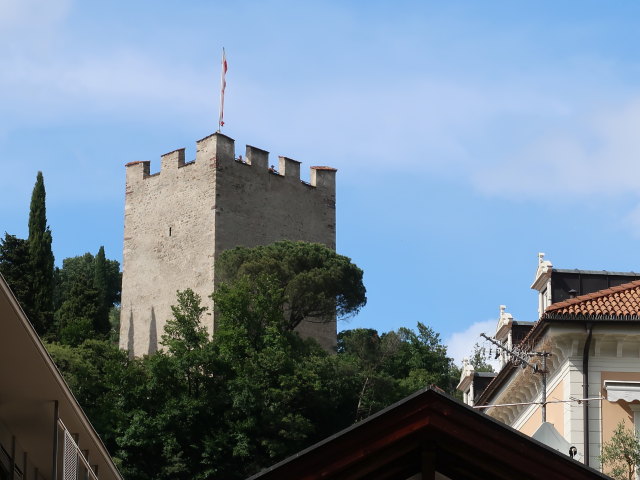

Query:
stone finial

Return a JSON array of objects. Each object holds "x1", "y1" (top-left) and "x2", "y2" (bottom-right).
[
  {"x1": 496, "y1": 304, "x2": 514, "y2": 339},
  {"x1": 532, "y1": 252, "x2": 553, "y2": 291},
  {"x1": 498, "y1": 305, "x2": 513, "y2": 324}
]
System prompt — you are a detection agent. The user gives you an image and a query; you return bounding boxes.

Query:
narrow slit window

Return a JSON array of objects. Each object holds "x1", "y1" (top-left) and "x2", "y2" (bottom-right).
[{"x1": 169, "y1": 227, "x2": 172, "y2": 237}]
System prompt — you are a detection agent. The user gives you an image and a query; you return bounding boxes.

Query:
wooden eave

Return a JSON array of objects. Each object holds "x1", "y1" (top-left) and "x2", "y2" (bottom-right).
[{"x1": 246, "y1": 387, "x2": 608, "y2": 480}]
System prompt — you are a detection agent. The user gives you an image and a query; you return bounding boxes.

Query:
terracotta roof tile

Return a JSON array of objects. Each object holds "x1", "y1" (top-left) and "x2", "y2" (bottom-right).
[
  {"x1": 544, "y1": 279, "x2": 640, "y2": 318},
  {"x1": 310, "y1": 166, "x2": 337, "y2": 171},
  {"x1": 477, "y1": 279, "x2": 640, "y2": 406}
]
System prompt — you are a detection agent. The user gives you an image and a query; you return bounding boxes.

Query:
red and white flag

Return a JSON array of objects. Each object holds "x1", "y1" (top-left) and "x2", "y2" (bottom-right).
[{"x1": 218, "y1": 48, "x2": 227, "y2": 130}]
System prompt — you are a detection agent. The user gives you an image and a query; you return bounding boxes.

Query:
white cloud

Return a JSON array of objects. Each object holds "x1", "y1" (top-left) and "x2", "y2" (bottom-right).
[
  {"x1": 0, "y1": 1, "x2": 216, "y2": 131},
  {"x1": 0, "y1": 0, "x2": 70, "y2": 31},
  {"x1": 3, "y1": 0, "x2": 640, "y2": 214},
  {"x1": 445, "y1": 319, "x2": 496, "y2": 366},
  {"x1": 472, "y1": 98, "x2": 640, "y2": 199},
  {"x1": 0, "y1": 49, "x2": 215, "y2": 124}
]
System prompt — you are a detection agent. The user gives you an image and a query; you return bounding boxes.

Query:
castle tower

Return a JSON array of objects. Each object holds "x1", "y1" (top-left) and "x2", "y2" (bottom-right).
[{"x1": 120, "y1": 132, "x2": 337, "y2": 356}]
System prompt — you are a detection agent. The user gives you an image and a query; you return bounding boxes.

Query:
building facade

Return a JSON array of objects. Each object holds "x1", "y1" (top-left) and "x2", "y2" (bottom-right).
[
  {"x1": 0, "y1": 275, "x2": 123, "y2": 480},
  {"x1": 120, "y1": 132, "x2": 338, "y2": 356},
  {"x1": 459, "y1": 254, "x2": 640, "y2": 473}
]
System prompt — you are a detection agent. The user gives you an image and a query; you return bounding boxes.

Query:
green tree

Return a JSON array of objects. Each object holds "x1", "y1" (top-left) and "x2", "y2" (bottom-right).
[
  {"x1": 55, "y1": 251, "x2": 120, "y2": 310},
  {"x1": 600, "y1": 421, "x2": 640, "y2": 480},
  {"x1": 162, "y1": 289, "x2": 208, "y2": 354},
  {"x1": 46, "y1": 339, "x2": 132, "y2": 453},
  {"x1": 213, "y1": 276, "x2": 351, "y2": 476},
  {"x1": 115, "y1": 289, "x2": 230, "y2": 480},
  {"x1": 54, "y1": 249, "x2": 121, "y2": 342},
  {"x1": 55, "y1": 283, "x2": 360, "y2": 479},
  {"x1": 55, "y1": 274, "x2": 100, "y2": 346},
  {"x1": 160, "y1": 289, "x2": 210, "y2": 396},
  {"x1": 109, "y1": 305, "x2": 121, "y2": 343},
  {"x1": 0, "y1": 233, "x2": 31, "y2": 307},
  {"x1": 337, "y1": 328, "x2": 401, "y2": 420},
  {"x1": 45, "y1": 243, "x2": 460, "y2": 480},
  {"x1": 216, "y1": 241, "x2": 366, "y2": 330},
  {"x1": 27, "y1": 171, "x2": 55, "y2": 335},
  {"x1": 470, "y1": 342, "x2": 494, "y2": 372},
  {"x1": 337, "y1": 323, "x2": 457, "y2": 421},
  {"x1": 387, "y1": 324, "x2": 455, "y2": 392},
  {"x1": 93, "y1": 246, "x2": 112, "y2": 334}
]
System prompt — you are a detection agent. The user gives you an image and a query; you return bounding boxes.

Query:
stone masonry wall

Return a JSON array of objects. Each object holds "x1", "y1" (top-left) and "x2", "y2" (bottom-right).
[{"x1": 120, "y1": 132, "x2": 337, "y2": 356}]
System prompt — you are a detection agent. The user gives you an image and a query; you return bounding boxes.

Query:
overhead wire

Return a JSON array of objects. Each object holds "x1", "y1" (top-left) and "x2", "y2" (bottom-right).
[{"x1": 473, "y1": 397, "x2": 603, "y2": 409}]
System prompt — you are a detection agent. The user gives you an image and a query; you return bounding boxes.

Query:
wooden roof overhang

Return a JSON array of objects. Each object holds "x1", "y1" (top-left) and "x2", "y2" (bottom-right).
[
  {"x1": 0, "y1": 275, "x2": 123, "y2": 480},
  {"x1": 246, "y1": 388, "x2": 609, "y2": 480}
]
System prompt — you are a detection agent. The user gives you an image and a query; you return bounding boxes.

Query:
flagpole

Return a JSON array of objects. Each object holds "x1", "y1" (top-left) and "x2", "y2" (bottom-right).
[{"x1": 218, "y1": 47, "x2": 227, "y2": 132}]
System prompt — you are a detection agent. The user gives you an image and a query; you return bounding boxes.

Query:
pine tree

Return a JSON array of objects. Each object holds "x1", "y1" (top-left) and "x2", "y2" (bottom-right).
[{"x1": 28, "y1": 171, "x2": 55, "y2": 335}]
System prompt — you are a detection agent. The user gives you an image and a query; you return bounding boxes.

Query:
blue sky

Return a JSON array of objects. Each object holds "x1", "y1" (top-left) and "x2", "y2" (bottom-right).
[{"x1": 3, "y1": 0, "x2": 640, "y2": 362}]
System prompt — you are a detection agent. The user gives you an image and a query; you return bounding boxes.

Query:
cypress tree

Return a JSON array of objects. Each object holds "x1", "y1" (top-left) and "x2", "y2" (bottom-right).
[
  {"x1": 28, "y1": 171, "x2": 55, "y2": 335},
  {"x1": 93, "y1": 246, "x2": 111, "y2": 334}
]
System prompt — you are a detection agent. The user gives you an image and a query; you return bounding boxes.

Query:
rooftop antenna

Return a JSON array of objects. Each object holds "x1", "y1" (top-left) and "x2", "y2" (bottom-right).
[{"x1": 480, "y1": 332, "x2": 552, "y2": 423}]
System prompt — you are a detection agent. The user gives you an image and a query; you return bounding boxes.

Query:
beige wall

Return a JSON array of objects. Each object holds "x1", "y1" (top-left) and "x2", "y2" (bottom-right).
[
  {"x1": 519, "y1": 379, "x2": 565, "y2": 436},
  {"x1": 120, "y1": 133, "x2": 338, "y2": 356},
  {"x1": 600, "y1": 371, "x2": 640, "y2": 446},
  {"x1": 120, "y1": 146, "x2": 217, "y2": 357}
]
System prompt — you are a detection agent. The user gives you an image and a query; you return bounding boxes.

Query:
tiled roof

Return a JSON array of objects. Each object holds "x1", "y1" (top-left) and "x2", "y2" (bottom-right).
[
  {"x1": 477, "y1": 280, "x2": 640, "y2": 406},
  {"x1": 544, "y1": 279, "x2": 640, "y2": 318}
]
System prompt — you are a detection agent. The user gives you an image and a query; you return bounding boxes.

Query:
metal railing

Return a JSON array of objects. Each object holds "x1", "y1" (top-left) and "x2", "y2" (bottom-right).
[
  {"x1": 57, "y1": 420, "x2": 99, "y2": 480},
  {"x1": 0, "y1": 419, "x2": 46, "y2": 480}
]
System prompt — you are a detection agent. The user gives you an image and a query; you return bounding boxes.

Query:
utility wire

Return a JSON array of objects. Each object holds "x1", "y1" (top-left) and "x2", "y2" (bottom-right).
[
  {"x1": 472, "y1": 397, "x2": 603, "y2": 409},
  {"x1": 479, "y1": 332, "x2": 553, "y2": 421}
]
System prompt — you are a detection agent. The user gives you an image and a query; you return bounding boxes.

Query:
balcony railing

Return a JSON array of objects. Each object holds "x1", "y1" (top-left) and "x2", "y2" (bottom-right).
[{"x1": 57, "y1": 420, "x2": 99, "y2": 480}]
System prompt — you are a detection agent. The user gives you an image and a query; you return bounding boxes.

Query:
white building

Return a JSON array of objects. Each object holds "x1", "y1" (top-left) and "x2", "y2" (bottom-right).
[{"x1": 459, "y1": 254, "x2": 640, "y2": 472}]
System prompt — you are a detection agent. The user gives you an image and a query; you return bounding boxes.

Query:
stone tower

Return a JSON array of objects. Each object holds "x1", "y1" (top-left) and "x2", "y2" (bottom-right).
[{"x1": 120, "y1": 132, "x2": 337, "y2": 356}]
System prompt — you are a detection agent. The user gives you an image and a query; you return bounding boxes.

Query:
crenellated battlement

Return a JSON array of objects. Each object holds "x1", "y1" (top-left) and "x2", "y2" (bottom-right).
[
  {"x1": 121, "y1": 130, "x2": 338, "y2": 356},
  {"x1": 125, "y1": 132, "x2": 336, "y2": 191}
]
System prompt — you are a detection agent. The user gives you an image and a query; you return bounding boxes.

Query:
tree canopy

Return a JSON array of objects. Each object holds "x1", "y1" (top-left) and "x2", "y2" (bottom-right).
[
  {"x1": 0, "y1": 172, "x2": 122, "y2": 345},
  {"x1": 44, "y1": 269, "x2": 456, "y2": 480},
  {"x1": 54, "y1": 249, "x2": 121, "y2": 342},
  {"x1": 32, "y1": 238, "x2": 456, "y2": 479},
  {"x1": 469, "y1": 342, "x2": 495, "y2": 373},
  {"x1": 216, "y1": 241, "x2": 366, "y2": 330},
  {"x1": 338, "y1": 323, "x2": 457, "y2": 420},
  {"x1": 600, "y1": 421, "x2": 640, "y2": 480},
  {"x1": 0, "y1": 233, "x2": 31, "y2": 307}
]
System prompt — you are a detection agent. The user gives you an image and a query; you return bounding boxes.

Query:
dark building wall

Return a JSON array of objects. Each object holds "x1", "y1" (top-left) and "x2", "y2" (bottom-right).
[{"x1": 551, "y1": 270, "x2": 640, "y2": 304}]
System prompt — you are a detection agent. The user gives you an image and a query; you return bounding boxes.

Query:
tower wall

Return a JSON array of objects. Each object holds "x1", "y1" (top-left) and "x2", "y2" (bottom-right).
[{"x1": 120, "y1": 133, "x2": 337, "y2": 356}]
